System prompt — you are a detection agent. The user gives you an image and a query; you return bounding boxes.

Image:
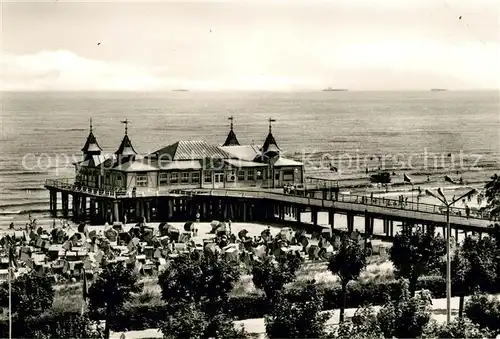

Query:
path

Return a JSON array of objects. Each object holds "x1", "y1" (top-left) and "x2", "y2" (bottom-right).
[{"x1": 110, "y1": 294, "x2": 500, "y2": 339}]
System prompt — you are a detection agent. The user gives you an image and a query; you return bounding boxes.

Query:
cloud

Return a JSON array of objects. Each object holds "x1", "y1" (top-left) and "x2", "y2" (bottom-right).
[
  {"x1": 0, "y1": 50, "x2": 317, "y2": 91},
  {"x1": 1, "y1": 50, "x2": 174, "y2": 91},
  {"x1": 1, "y1": 47, "x2": 498, "y2": 91}
]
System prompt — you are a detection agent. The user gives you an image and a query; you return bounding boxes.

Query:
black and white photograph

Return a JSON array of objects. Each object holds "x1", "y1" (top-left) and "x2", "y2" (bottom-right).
[{"x1": 1, "y1": 0, "x2": 499, "y2": 338}]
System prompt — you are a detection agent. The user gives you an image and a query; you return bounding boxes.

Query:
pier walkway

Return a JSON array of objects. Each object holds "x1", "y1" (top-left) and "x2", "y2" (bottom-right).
[
  {"x1": 45, "y1": 179, "x2": 494, "y2": 236},
  {"x1": 179, "y1": 188, "x2": 492, "y2": 229}
]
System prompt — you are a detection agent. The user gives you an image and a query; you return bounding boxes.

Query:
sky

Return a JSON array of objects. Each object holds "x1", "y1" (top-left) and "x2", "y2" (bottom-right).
[{"x1": 1, "y1": 0, "x2": 499, "y2": 91}]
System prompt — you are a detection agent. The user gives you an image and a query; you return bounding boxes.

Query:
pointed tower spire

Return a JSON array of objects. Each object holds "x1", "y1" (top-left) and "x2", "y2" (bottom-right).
[
  {"x1": 222, "y1": 116, "x2": 240, "y2": 146},
  {"x1": 261, "y1": 117, "x2": 280, "y2": 157},
  {"x1": 268, "y1": 117, "x2": 275, "y2": 134},
  {"x1": 81, "y1": 118, "x2": 102, "y2": 161},
  {"x1": 121, "y1": 119, "x2": 129, "y2": 135},
  {"x1": 116, "y1": 119, "x2": 137, "y2": 156}
]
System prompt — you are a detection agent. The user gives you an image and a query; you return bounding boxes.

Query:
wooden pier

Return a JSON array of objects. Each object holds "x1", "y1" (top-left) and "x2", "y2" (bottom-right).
[{"x1": 45, "y1": 179, "x2": 495, "y2": 240}]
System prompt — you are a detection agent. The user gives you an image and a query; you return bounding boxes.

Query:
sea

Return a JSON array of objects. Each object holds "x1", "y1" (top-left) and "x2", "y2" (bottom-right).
[{"x1": 1, "y1": 90, "x2": 499, "y2": 230}]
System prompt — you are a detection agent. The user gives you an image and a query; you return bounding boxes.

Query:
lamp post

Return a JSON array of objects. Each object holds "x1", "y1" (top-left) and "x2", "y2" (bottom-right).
[{"x1": 425, "y1": 186, "x2": 477, "y2": 324}]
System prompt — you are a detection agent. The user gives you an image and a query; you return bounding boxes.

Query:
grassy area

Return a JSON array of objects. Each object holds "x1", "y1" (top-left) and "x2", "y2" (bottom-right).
[{"x1": 52, "y1": 254, "x2": 394, "y2": 313}]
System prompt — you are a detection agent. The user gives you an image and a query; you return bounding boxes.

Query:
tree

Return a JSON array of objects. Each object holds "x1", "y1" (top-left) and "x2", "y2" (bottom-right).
[
  {"x1": 252, "y1": 255, "x2": 301, "y2": 300},
  {"x1": 159, "y1": 302, "x2": 208, "y2": 339},
  {"x1": 450, "y1": 235, "x2": 496, "y2": 317},
  {"x1": 159, "y1": 254, "x2": 240, "y2": 305},
  {"x1": 465, "y1": 293, "x2": 500, "y2": 336},
  {"x1": 334, "y1": 306, "x2": 384, "y2": 339},
  {"x1": 333, "y1": 281, "x2": 434, "y2": 339},
  {"x1": 265, "y1": 281, "x2": 330, "y2": 338},
  {"x1": 490, "y1": 223, "x2": 500, "y2": 285},
  {"x1": 390, "y1": 225, "x2": 445, "y2": 296},
  {"x1": 88, "y1": 262, "x2": 143, "y2": 339},
  {"x1": 327, "y1": 235, "x2": 367, "y2": 323},
  {"x1": 158, "y1": 254, "x2": 245, "y2": 338},
  {"x1": 484, "y1": 174, "x2": 500, "y2": 219},
  {"x1": 0, "y1": 272, "x2": 55, "y2": 319},
  {"x1": 376, "y1": 280, "x2": 433, "y2": 339},
  {"x1": 28, "y1": 312, "x2": 103, "y2": 339},
  {"x1": 159, "y1": 301, "x2": 247, "y2": 339},
  {"x1": 430, "y1": 317, "x2": 493, "y2": 338}
]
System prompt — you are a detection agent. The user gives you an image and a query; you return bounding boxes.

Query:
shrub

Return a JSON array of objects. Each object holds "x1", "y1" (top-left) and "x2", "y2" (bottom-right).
[
  {"x1": 252, "y1": 255, "x2": 301, "y2": 300},
  {"x1": 0, "y1": 273, "x2": 55, "y2": 318},
  {"x1": 429, "y1": 317, "x2": 494, "y2": 338},
  {"x1": 0, "y1": 311, "x2": 102, "y2": 339},
  {"x1": 464, "y1": 293, "x2": 500, "y2": 335},
  {"x1": 265, "y1": 281, "x2": 330, "y2": 338}
]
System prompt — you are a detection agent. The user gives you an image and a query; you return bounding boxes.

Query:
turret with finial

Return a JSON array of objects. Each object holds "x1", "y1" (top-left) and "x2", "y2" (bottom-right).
[
  {"x1": 222, "y1": 115, "x2": 240, "y2": 146},
  {"x1": 116, "y1": 119, "x2": 137, "y2": 157},
  {"x1": 81, "y1": 117, "x2": 102, "y2": 161},
  {"x1": 262, "y1": 117, "x2": 280, "y2": 157}
]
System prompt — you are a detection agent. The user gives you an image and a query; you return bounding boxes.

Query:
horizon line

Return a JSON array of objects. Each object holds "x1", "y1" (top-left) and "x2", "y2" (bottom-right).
[{"x1": 1, "y1": 88, "x2": 498, "y2": 93}]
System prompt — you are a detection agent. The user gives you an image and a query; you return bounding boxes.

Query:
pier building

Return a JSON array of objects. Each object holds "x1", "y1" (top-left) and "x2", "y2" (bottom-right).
[
  {"x1": 45, "y1": 119, "x2": 494, "y2": 241},
  {"x1": 74, "y1": 117, "x2": 304, "y2": 195}
]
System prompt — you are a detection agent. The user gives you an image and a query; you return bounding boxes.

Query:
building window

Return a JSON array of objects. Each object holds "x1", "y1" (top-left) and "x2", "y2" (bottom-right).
[
  {"x1": 214, "y1": 173, "x2": 224, "y2": 183},
  {"x1": 159, "y1": 173, "x2": 168, "y2": 186},
  {"x1": 116, "y1": 175, "x2": 123, "y2": 189},
  {"x1": 181, "y1": 172, "x2": 189, "y2": 183},
  {"x1": 105, "y1": 174, "x2": 110, "y2": 185},
  {"x1": 238, "y1": 170, "x2": 245, "y2": 181},
  {"x1": 283, "y1": 169, "x2": 294, "y2": 181},
  {"x1": 136, "y1": 174, "x2": 148, "y2": 187},
  {"x1": 247, "y1": 169, "x2": 254, "y2": 181},
  {"x1": 204, "y1": 171, "x2": 212, "y2": 183},
  {"x1": 170, "y1": 172, "x2": 178, "y2": 184},
  {"x1": 192, "y1": 172, "x2": 200, "y2": 184}
]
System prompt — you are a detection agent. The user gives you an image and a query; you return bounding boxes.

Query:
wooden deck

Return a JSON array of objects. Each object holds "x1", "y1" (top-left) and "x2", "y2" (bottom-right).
[
  {"x1": 45, "y1": 179, "x2": 494, "y2": 230},
  {"x1": 185, "y1": 188, "x2": 492, "y2": 229}
]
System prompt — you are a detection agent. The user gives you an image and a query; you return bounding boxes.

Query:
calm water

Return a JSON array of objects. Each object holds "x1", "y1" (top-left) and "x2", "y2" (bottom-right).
[{"x1": 1, "y1": 90, "x2": 499, "y2": 228}]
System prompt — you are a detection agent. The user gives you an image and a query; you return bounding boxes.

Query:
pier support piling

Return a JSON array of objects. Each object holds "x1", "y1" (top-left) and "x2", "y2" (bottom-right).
[
  {"x1": 113, "y1": 200, "x2": 120, "y2": 223},
  {"x1": 311, "y1": 208, "x2": 318, "y2": 226},
  {"x1": 347, "y1": 214, "x2": 354, "y2": 233},
  {"x1": 328, "y1": 209, "x2": 335, "y2": 231}
]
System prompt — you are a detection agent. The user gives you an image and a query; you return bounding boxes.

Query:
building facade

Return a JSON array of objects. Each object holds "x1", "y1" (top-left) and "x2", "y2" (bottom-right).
[{"x1": 75, "y1": 119, "x2": 304, "y2": 194}]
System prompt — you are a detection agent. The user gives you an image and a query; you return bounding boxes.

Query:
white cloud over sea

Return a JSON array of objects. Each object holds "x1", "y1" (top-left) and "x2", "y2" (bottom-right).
[
  {"x1": 2, "y1": 42, "x2": 498, "y2": 91},
  {"x1": 1, "y1": 50, "x2": 172, "y2": 91},
  {"x1": 2, "y1": 0, "x2": 499, "y2": 91}
]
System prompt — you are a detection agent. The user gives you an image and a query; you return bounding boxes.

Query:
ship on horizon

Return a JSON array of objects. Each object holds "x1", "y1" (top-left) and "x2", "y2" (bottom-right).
[
  {"x1": 430, "y1": 88, "x2": 447, "y2": 91},
  {"x1": 322, "y1": 87, "x2": 348, "y2": 92},
  {"x1": 172, "y1": 89, "x2": 189, "y2": 92}
]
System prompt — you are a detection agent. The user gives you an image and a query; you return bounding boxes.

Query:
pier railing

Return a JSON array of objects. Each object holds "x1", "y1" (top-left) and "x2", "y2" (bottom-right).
[
  {"x1": 45, "y1": 179, "x2": 121, "y2": 198},
  {"x1": 45, "y1": 179, "x2": 492, "y2": 222},
  {"x1": 179, "y1": 188, "x2": 491, "y2": 222},
  {"x1": 45, "y1": 179, "x2": 191, "y2": 198}
]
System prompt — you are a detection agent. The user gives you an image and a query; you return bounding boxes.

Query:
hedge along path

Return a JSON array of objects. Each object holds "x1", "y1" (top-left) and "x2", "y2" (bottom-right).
[{"x1": 109, "y1": 294, "x2": 500, "y2": 339}]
